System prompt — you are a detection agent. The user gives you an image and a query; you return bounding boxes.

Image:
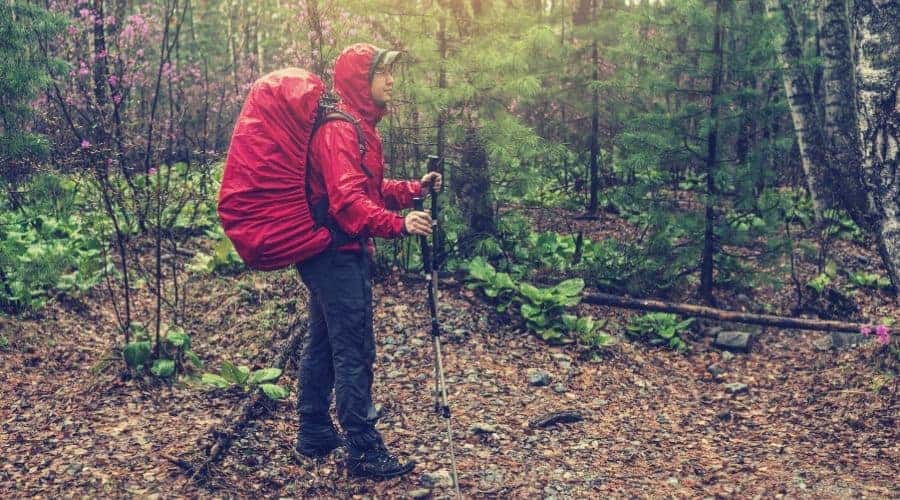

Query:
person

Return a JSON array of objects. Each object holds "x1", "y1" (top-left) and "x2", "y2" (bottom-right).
[{"x1": 294, "y1": 43, "x2": 441, "y2": 481}]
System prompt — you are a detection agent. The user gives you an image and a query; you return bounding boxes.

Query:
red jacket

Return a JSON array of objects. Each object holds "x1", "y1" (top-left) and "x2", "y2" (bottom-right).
[{"x1": 308, "y1": 43, "x2": 421, "y2": 254}]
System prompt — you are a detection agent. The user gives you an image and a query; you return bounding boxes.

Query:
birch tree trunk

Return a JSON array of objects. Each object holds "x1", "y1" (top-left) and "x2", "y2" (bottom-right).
[
  {"x1": 769, "y1": 0, "x2": 831, "y2": 223},
  {"x1": 853, "y1": 0, "x2": 900, "y2": 295},
  {"x1": 818, "y1": 0, "x2": 869, "y2": 225}
]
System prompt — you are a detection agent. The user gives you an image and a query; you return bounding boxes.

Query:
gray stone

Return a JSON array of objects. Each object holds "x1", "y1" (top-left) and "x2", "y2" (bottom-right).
[
  {"x1": 724, "y1": 382, "x2": 749, "y2": 394},
  {"x1": 420, "y1": 469, "x2": 453, "y2": 488},
  {"x1": 720, "y1": 351, "x2": 734, "y2": 362},
  {"x1": 831, "y1": 332, "x2": 871, "y2": 349},
  {"x1": 704, "y1": 326, "x2": 723, "y2": 338},
  {"x1": 527, "y1": 368, "x2": 551, "y2": 387},
  {"x1": 553, "y1": 383, "x2": 567, "y2": 394},
  {"x1": 707, "y1": 364, "x2": 726, "y2": 377},
  {"x1": 383, "y1": 335, "x2": 396, "y2": 345},
  {"x1": 470, "y1": 422, "x2": 497, "y2": 434},
  {"x1": 408, "y1": 489, "x2": 431, "y2": 499},
  {"x1": 714, "y1": 331, "x2": 752, "y2": 353},
  {"x1": 65, "y1": 463, "x2": 83, "y2": 475}
]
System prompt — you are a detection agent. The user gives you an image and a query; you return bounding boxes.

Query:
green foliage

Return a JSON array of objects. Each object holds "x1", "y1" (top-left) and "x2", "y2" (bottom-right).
[
  {"x1": 187, "y1": 226, "x2": 244, "y2": 274},
  {"x1": 626, "y1": 312, "x2": 693, "y2": 352},
  {"x1": 822, "y1": 209, "x2": 864, "y2": 243},
  {"x1": 807, "y1": 260, "x2": 838, "y2": 294},
  {"x1": 465, "y1": 257, "x2": 612, "y2": 348},
  {"x1": 0, "y1": 175, "x2": 108, "y2": 312},
  {"x1": 122, "y1": 324, "x2": 200, "y2": 378},
  {"x1": 123, "y1": 341, "x2": 152, "y2": 370},
  {"x1": 201, "y1": 362, "x2": 290, "y2": 400},
  {"x1": 849, "y1": 271, "x2": 891, "y2": 290},
  {"x1": 0, "y1": 1, "x2": 66, "y2": 175}
]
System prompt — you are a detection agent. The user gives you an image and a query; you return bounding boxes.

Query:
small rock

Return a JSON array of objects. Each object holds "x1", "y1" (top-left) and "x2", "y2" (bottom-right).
[
  {"x1": 704, "y1": 326, "x2": 723, "y2": 338},
  {"x1": 550, "y1": 352, "x2": 573, "y2": 363},
  {"x1": 831, "y1": 332, "x2": 870, "y2": 349},
  {"x1": 408, "y1": 489, "x2": 431, "y2": 499},
  {"x1": 410, "y1": 338, "x2": 426, "y2": 347},
  {"x1": 714, "y1": 331, "x2": 753, "y2": 353},
  {"x1": 65, "y1": 463, "x2": 83, "y2": 475},
  {"x1": 724, "y1": 382, "x2": 748, "y2": 395},
  {"x1": 527, "y1": 368, "x2": 551, "y2": 387},
  {"x1": 384, "y1": 336, "x2": 397, "y2": 345},
  {"x1": 707, "y1": 364, "x2": 726, "y2": 377},
  {"x1": 387, "y1": 370, "x2": 405, "y2": 379},
  {"x1": 716, "y1": 408, "x2": 731, "y2": 420},
  {"x1": 420, "y1": 469, "x2": 453, "y2": 489},
  {"x1": 667, "y1": 477, "x2": 679, "y2": 486},
  {"x1": 720, "y1": 351, "x2": 735, "y2": 362},
  {"x1": 553, "y1": 383, "x2": 567, "y2": 394},
  {"x1": 470, "y1": 422, "x2": 497, "y2": 434}
]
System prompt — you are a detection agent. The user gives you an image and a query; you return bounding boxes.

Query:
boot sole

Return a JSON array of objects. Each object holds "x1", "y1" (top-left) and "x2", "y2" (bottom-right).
[{"x1": 349, "y1": 462, "x2": 415, "y2": 481}]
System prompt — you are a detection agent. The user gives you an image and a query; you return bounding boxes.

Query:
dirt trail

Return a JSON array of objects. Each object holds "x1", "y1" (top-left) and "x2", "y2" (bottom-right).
[{"x1": 1, "y1": 268, "x2": 897, "y2": 498}]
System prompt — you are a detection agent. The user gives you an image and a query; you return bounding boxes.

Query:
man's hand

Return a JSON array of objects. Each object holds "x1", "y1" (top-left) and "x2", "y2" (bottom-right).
[
  {"x1": 420, "y1": 172, "x2": 442, "y2": 193},
  {"x1": 404, "y1": 210, "x2": 432, "y2": 236}
]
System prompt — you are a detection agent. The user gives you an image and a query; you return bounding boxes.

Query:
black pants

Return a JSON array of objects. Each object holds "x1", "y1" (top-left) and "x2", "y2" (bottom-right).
[{"x1": 296, "y1": 249, "x2": 377, "y2": 437}]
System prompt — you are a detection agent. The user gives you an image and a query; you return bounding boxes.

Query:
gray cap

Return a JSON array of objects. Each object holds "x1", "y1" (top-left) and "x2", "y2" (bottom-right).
[{"x1": 369, "y1": 48, "x2": 401, "y2": 82}]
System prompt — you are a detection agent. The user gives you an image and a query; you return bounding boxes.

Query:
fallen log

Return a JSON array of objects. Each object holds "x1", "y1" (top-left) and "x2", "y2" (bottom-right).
[
  {"x1": 582, "y1": 292, "x2": 871, "y2": 333},
  {"x1": 180, "y1": 315, "x2": 307, "y2": 482}
]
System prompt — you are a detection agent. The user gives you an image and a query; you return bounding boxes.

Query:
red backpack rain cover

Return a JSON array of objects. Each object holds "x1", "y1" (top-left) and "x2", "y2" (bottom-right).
[{"x1": 218, "y1": 68, "x2": 332, "y2": 270}]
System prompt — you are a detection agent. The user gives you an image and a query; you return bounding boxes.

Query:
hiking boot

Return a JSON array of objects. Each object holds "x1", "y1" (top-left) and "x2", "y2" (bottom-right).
[
  {"x1": 346, "y1": 430, "x2": 415, "y2": 480},
  {"x1": 294, "y1": 419, "x2": 345, "y2": 459}
]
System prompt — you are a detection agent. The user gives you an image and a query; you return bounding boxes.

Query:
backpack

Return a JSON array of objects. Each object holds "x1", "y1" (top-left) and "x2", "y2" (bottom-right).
[{"x1": 217, "y1": 68, "x2": 370, "y2": 271}]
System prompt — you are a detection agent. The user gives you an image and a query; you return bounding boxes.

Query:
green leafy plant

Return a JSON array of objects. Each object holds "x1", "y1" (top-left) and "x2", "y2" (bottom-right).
[
  {"x1": 0, "y1": 178, "x2": 108, "y2": 312},
  {"x1": 466, "y1": 256, "x2": 518, "y2": 312},
  {"x1": 466, "y1": 257, "x2": 609, "y2": 347},
  {"x1": 849, "y1": 271, "x2": 891, "y2": 290},
  {"x1": 201, "y1": 361, "x2": 290, "y2": 400},
  {"x1": 187, "y1": 225, "x2": 244, "y2": 274},
  {"x1": 807, "y1": 260, "x2": 838, "y2": 294},
  {"x1": 518, "y1": 278, "x2": 584, "y2": 343},
  {"x1": 626, "y1": 312, "x2": 693, "y2": 352},
  {"x1": 121, "y1": 323, "x2": 200, "y2": 378}
]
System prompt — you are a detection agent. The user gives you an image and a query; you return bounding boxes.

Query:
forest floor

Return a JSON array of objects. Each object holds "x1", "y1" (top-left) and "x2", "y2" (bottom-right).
[{"x1": 1, "y1": 208, "x2": 898, "y2": 499}]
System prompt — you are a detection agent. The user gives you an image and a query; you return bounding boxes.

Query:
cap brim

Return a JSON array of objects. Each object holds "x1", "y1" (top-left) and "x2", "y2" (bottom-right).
[{"x1": 381, "y1": 50, "x2": 401, "y2": 68}]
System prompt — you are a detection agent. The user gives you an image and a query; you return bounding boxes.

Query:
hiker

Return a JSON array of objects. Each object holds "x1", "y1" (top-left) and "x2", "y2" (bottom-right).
[{"x1": 294, "y1": 43, "x2": 442, "y2": 480}]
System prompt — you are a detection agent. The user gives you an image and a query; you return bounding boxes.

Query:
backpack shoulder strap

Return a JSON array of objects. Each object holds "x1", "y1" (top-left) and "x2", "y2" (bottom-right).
[{"x1": 320, "y1": 111, "x2": 372, "y2": 178}]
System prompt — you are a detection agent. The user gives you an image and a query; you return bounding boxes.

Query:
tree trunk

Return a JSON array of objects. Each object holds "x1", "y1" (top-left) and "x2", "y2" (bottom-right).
[
  {"x1": 769, "y1": 0, "x2": 831, "y2": 223},
  {"x1": 700, "y1": 0, "x2": 726, "y2": 306},
  {"x1": 587, "y1": 0, "x2": 600, "y2": 216},
  {"x1": 853, "y1": 0, "x2": 900, "y2": 296},
  {"x1": 818, "y1": 0, "x2": 868, "y2": 224},
  {"x1": 454, "y1": 125, "x2": 495, "y2": 257}
]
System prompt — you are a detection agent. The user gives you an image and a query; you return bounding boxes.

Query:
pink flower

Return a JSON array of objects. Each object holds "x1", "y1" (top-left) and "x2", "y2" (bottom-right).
[
  {"x1": 148, "y1": 167, "x2": 157, "y2": 175},
  {"x1": 80, "y1": 139, "x2": 91, "y2": 149},
  {"x1": 108, "y1": 74, "x2": 118, "y2": 87},
  {"x1": 97, "y1": 49, "x2": 107, "y2": 59},
  {"x1": 860, "y1": 325, "x2": 872, "y2": 336},
  {"x1": 112, "y1": 93, "x2": 122, "y2": 104},
  {"x1": 875, "y1": 325, "x2": 890, "y2": 345},
  {"x1": 67, "y1": 25, "x2": 78, "y2": 36}
]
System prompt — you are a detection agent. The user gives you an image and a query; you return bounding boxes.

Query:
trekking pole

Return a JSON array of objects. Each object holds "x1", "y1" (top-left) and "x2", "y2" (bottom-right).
[{"x1": 413, "y1": 176, "x2": 461, "y2": 499}]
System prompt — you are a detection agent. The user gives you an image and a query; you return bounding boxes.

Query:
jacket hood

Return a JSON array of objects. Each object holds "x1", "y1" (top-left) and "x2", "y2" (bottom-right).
[{"x1": 333, "y1": 43, "x2": 386, "y2": 127}]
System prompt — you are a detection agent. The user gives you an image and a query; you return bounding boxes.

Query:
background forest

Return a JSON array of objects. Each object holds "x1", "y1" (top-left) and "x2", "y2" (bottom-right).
[{"x1": 1, "y1": 0, "x2": 898, "y2": 497}]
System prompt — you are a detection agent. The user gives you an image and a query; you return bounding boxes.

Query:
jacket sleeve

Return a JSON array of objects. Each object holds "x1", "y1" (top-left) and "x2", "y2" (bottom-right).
[
  {"x1": 382, "y1": 179, "x2": 422, "y2": 210},
  {"x1": 310, "y1": 121, "x2": 406, "y2": 239}
]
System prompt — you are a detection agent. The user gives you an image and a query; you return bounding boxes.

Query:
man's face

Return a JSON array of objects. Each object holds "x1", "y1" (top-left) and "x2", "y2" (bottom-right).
[{"x1": 370, "y1": 64, "x2": 394, "y2": 107}]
